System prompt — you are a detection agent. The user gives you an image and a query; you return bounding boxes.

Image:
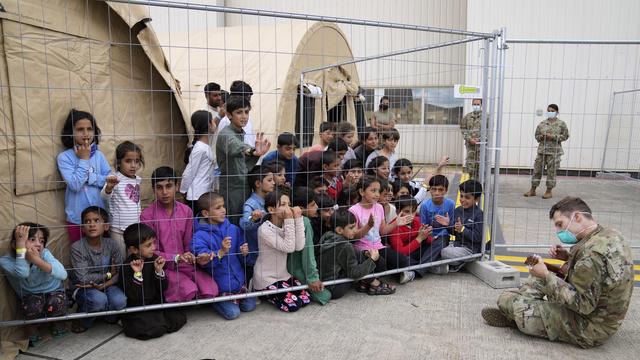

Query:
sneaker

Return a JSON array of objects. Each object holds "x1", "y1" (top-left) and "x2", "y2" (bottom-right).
[
  {"x1": 430, "y1": 264, "x2": 449, "y2": 275},
  {"x1": 481, "y1": 307, "x2": 517, "y2": 328},
  {"x1": 399, "y1": 271, "x2": 415, "y2": 284}
]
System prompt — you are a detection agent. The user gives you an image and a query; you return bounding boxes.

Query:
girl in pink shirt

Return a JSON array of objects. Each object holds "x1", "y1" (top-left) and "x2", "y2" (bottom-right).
[{"x1": 349, "y1": 176, "x2": 415, "y2": 294}]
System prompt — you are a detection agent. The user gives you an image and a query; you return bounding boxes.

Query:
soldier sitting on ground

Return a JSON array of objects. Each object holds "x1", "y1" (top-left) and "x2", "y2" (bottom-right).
[{"x1": 482, "y1": 196, "x2": 634, "y2": 348}]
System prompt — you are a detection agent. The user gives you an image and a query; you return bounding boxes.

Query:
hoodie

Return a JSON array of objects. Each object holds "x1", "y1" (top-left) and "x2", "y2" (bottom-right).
[
  {"x1": 191, "y1": 218, "x2": 245, "y2": 293},
  {"x1": 315, "y1": 231, "x2": 376, "y2": 283}
]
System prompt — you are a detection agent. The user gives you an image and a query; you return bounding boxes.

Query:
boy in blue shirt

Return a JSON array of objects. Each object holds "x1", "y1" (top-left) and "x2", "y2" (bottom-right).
[
  {"x1": 261, "y1": 132, "x2": 300, "y2": 188},
  {"x1": 442, "y1": 179, "x2": 484, "y2": 272},
  {"x1": 192, "y1": 192, "x2": 254, "y2": 320},
  {"x1": 239, "y1": 165, "x2": 275, "y2": 283},
  {"x1": 416, "y1": 174, "x2": 455, "y2": 275}
]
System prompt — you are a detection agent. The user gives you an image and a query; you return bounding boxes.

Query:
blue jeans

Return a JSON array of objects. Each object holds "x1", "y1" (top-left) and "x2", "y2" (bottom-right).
[
  {"x1": 75, "y1": 286, "x2": 127, "y2": 328},
  {"x1": 212, "y1": 297, "x2": 257, "y2": 320}
]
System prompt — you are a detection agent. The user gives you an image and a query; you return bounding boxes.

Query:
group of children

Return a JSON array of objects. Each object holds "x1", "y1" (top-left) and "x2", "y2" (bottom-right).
[{"x1": 0, "y1": 88, "x2": 486, "y2": 346}]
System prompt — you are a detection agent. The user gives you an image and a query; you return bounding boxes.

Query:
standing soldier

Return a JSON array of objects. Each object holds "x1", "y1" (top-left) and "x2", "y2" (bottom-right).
[
  {"x1": 482, "y1": 197, "x2": 634, "y2": 348},
  {"x1": 460, "y1": 98, "x2": 483, "y2": 179},
  {"x1": 524, "y1": 104, "x2": 569, "y2": 199}
]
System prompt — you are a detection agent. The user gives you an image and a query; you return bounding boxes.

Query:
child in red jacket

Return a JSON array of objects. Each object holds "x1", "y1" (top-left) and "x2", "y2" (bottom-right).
[{"x1": 389, "y1": 195, "x2": 433, "y2": 258}]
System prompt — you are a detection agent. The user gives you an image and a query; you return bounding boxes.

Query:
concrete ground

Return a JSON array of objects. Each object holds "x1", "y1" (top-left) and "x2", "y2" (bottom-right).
[
  {"x1": 15, "y1": 273, "x2": 640, "y2": 360},
  {"x1": 496, "y1": 174, "x2": 640, "y2": 257}
]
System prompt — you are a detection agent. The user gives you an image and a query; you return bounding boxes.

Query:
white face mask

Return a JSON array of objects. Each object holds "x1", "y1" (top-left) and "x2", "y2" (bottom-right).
[
  {"x1": 547, "y1": 111, "x2": 557, "y2": 119},
  {"x1": 472, "y1": 105, "x2": 481, "y2": 112}
]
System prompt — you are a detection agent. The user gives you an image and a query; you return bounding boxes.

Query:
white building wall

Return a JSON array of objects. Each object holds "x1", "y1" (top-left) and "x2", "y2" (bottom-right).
[{"x1": 467, "y1": 0, "x2": 640, "y2": 171}]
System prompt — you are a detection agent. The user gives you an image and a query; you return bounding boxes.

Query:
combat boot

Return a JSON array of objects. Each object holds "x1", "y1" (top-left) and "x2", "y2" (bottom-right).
[
  {"x1": 523, "y1": 187, "x2": 536, "y2": 197},
  {"x1": 481, "y1": 308, "x2": 517, "y2": 328},
  {"x1": 542, "y1": 188, "x2": 553, "y2": 199}
]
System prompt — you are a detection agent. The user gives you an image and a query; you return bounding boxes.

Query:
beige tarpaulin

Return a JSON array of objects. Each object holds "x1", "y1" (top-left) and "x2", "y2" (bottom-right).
[
  {"x1": 0, "y1": 1, "x2": 188, "y2": 357},
  {"x1": 160, "y1": 21, "x2": 360, "y2": 147}
]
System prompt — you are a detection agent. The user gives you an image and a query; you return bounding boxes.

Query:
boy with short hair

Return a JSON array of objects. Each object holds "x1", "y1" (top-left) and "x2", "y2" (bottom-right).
[
  {"x1": 336, "y1": 159, "x2": 363, "y2": 201},
  {"x1": 191, "y1": 192, "x2": 255, "y2": 320},
  {"x1": 140, "y1": 166, "x2": 218, "y2": 303},
  {"x1": 261, "y1": 132, "x2": 300, "y2": 188},
  {"x1": 216, "y1": 96, "x2": 271, "y2": 224},
  {"x1": 70, "y1": 206, "x2": 126, "y2": 332},
  {"x1": 334, "y1": 121, "x2": 358, "y2": 164},
  {"x1": 312, "y1": 192, "x2": 337, "y2": 245},
  {"x1": 298, "y1": 138, "x2": 349, "y2": 187},
  {"x1": 442, "y1": 180, "x2": 484, "y2": 272},
  {"x1": 320, "y1": 151, "x2": 342, "y2": 200},
  {"x1": 239, "y1": 165, "x2": 275, "y2": 282},
  {"x1": 287, "y1": 186, "x2": 331, "y2": 305},
  {"x1": 119, "y1": 223, "x2": 186, "y2": 339},
  {"x1": 315, "y1": 209, "x2": 377, "y2": 300},
  {"x1": 418, "y1": 174, "x2": 455, "y2": 272},
  {"x1": 306, "y1": 122, "x2": 334, "y2": 153}
]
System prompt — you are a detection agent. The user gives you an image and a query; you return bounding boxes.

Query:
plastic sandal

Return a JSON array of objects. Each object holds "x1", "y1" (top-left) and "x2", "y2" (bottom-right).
[
  {"x1": 367, "y1": 281, "x2": 396, "y2": 296},
  {"x1": 355, "y1": 280, "x2": 369, "y2": 293}
]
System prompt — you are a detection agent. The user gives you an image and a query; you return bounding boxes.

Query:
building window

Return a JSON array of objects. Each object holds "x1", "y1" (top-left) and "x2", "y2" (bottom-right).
[{"x1": 361, "y1": 86, "x2": 463, "y2": 125}]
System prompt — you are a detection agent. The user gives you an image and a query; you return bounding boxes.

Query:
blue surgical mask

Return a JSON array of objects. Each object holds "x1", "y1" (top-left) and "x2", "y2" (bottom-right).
[
  {"x1": 556, "y1": 212, "x2": 591, "y2": 244},
  {"x1": 472, "y1": 105, "x2": 481, "y2": 112},
  {"x1": 547, "y1": 111, "x2": 557, "y2": 119}
]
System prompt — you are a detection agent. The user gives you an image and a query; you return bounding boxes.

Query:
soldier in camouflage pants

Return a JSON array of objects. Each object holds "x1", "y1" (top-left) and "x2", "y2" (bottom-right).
[
  {"x1": 483, "y1": 197, "x2": 634, "y2": 348},
  {"x1": 460, "y1": 99, "x2": 483, "y2": 179},
  {"x1": 525, "y1": 104, "x2": 569, "y2": 199}
]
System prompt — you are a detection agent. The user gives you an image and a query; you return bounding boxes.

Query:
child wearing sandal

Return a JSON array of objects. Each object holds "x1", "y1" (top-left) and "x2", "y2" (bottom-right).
[
  {"x1": 0, "y1": 223, "x2": 68, "y2": 346},
  {"x1": 253, "y1": 190, "x2": 311, "y2": 312},
  {"x1": 349, "y1": 176, "x2": 416, "y2": 293}
]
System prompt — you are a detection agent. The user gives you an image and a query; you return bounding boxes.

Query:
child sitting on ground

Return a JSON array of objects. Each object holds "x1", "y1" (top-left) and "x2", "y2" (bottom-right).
[
  {"x1": 191, "y1": 192, "x2": 255, "y2": 320},
  {"x1": 379, "y1": 179, "x2": 397, "y2": 225},
  {"x1": 418, "y1": 174, "x2": 455, "y2": 273},
  {"x1": 389, "y1": 195, "x2": 434, "y2": 278},
  {"x1": 119, "y1": 223, "x2": 186, "y2": 339},
  {"x1": 140, "y1": 166, "x2": 218, "y2": 303},
  {"x1": 239, "y1": 165, "x2": 275, "y2": 283},
  {"x1": 102, "y1": 141, "x2": 144, "y2": 257},
  {"x1": 442, "y1": 179, "x2": 484, "y2": 272},
  {"x1": 315, "y1": 209, "x2": 378, "y2": 300},
  {"x1": 0, "y1": 223, "x2": 68, "y2": 345},
  {"x1": 70, "y1": 206, "x2": 126, "y2": 333},
  {"x1": 287, "y1": 186, "x2": 331, "y2": 305},
  {"x1": 393, "y1": 156, "x2": 449, "y2": 204},
  {"x1": 253, "y1": 190, "x2": 311, "y2": 312}
]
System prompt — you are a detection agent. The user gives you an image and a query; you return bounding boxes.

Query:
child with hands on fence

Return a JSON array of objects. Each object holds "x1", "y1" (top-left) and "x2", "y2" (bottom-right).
[
  {"x1": 119, "y1": 223, "x2": 186, "y2": 340},
  {"x1": 102, "y1": 141, "x2": 144, "y2": 257},
  {"x1": 191, "y1": 192, "x2": 256, "y2": 320},
  {"x1": 0, "y1": 224, "x2": 68, "y2": 346},
  {"x1": 57, "y1": 109, "x2": 111, "y2": 243}
]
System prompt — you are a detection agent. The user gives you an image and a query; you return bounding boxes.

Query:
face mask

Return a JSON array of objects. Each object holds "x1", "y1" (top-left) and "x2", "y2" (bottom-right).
[
  {"x1": 380, "y1": 104, "x2": 389, "y2": 111},
  {"x1": 547, "y1": 111, "x2": 557, "y2": 119},
  {"x1": 556, "y1": 212, "x2": 591, "y2": 244},
  {"x1": 472, "y1": 105, "x2": 481, "y2": 112}
]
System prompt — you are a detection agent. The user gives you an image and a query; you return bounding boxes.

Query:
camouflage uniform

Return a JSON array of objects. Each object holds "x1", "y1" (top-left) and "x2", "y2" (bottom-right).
[
  {"x1": 460, "y1": 111, "x2": 483, "y2": 179},
  {"x1": 531, "y1": 118, "x2": 569, "y2": 189},
  {"x1": 497, "y1": 226, "x2": 634, "y2": 348}
]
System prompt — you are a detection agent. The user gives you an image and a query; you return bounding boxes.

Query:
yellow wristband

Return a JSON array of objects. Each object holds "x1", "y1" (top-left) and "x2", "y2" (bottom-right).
[{"x1": 15, "y1": 248, "x2": 26, "y2": 254}]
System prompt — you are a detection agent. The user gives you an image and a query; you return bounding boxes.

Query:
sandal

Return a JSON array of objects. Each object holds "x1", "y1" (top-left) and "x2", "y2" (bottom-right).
[
  {"x1": 71, "y1": 321, "x2": 87, "y2": 334},
  {"x1": 52, "y1": 326, "x2": 69, "y2": 339},
  {"x1": 355, "y1": 280, "x2": 369, "y2": 293},
  {"x1": 367, "y1": 281, "x2": 396, "y2": 296},
  {"x1": 28, "y1": 333, "x2": 48, "y2": 348}
]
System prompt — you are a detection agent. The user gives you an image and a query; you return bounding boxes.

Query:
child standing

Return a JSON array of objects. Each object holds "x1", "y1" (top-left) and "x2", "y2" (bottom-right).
[
  {"x1": 442, "y1": 180, "x2": 484, "y2": 272},
  {"x1": 70, "y1": 207, "x2": 126, "y2": 333},
  {"x1": 305, "y1": 122, "x2": 334, "y2": 153},
  {"x1": 57, "y1": 109, "x2": 111, "y2": 243},
  {"x1": 253, "y1": 191, "x2": 310, "y2": 312},
  {"x1": 261, "y1": 132, "x2": 300, "y2": 188},
  {"x1": 0, "y1": 224, "x2": 68, "y2": 345},
  {"x1": 102, "y1": 141, "x2": 144, "y2": 257},
  {"x1": 334, "y1": 121, "x2": 358, "y2": 165},
  {"x1": 191, "y1": 192, "x2": 255, "y2": 320},
  {"x1": 181, "y1": 111, "x2": 216, "y2": 212},
  {"x1": 320, "y1": 151, "x2": 342, "y2": 200},
  {"x1": 119, "y1": 223, "x2": 186, "y2": 339},
  {"x1": 365, "y1": 128, "x2": 400, "y2": 175},
  {"x1": 287, "y1": 186, "x2": 331, "y2": 305},
  {"x1": 418, "y1": 174, "x2": 455, "y2": 273},
  {"x1": 349, "y1": 176, "x2": 415, "y2": 291},
  {"x1": 366, "y1": 156, "x2": 391, "y2": 183},
  {"x1": 353, "y1": 127, "x2": 378, "y2": 166},
  {"x1": 140, "y1": 167, "x2": 218, "y2": 303},
  {"x1": 239, "y1": 165, "x2": 275, "y2": 283},
  {"x1": 216, "y1": 96, "x2": 271, "y2": 224},
  {"x1": 316, "y1": 209, "x2": 378, "y2": 299}
]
